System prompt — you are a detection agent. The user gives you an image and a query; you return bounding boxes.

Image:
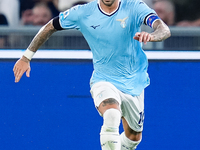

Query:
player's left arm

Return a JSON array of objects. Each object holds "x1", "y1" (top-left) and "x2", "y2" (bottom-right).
[
  {"x1": 149, "y1": 19, "x2": 171, "y2": 42},
  {"x1": 134, "y1": 15, "x2": 171, "y2": 44}
]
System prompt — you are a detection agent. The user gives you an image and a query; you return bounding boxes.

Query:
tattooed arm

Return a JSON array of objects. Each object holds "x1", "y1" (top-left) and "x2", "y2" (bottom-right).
[
  {"x1": 13, "y1": 19, "x2": 57, "y2": 82},
  {"x1": 150, "y1": 19, "x2": 171, "y2": 42},
  {"x1": 28, "y1": 20, "x2": 57, "y2": 53},
  {"x1": 133, "y1": 19, "x2": 171, "y2": 44}
]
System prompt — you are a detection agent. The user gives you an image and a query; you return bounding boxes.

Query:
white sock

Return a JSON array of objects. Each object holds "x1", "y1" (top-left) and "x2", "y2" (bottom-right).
[
  {"x1": 120, "y1": 132, "x2": 141, "y2": 150},
  {"x1": 100, "y1": 109, "x2": 121, "y2": 150},
  {"x1": 100, "y1": 134, "x2": 121, "y2": 150}
]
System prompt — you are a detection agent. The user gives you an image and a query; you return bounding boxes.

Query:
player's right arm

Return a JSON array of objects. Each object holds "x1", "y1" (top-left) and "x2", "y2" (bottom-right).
[
  {"x1": 13, "y1": 18, "x2": 60, "y2": 83},
  {"x1": 13, "y1": 5, "x2": 82, "y2": 83}
]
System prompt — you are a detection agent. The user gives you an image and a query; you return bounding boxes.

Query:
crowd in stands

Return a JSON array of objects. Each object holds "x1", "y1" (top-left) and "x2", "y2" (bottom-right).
[
  {"x1": 0, "y1": 0, "x2": 199, "y2": 49},
  {"x1": 0, "y1": 0, "x2": 92, "y2": 26},
  {"x1": 153, "y1": 0, "x2": 200, "y2": 26},
  {"x1": 0, "y1": 0, "x2": 200, "y2": 27},
  {"x1": 0, "y1": 0, "x2": 93, "y2": 48}
]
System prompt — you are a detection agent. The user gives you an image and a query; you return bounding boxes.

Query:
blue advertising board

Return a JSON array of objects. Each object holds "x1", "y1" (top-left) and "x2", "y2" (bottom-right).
[{"x1": 0, "y1": 51, "x2": 200, "y2": 150}]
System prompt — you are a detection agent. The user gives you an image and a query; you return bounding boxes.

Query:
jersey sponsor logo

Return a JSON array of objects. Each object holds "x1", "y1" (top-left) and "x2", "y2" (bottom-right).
[
  {"x1": 116, "y1": 17, "x2": 128, "y2": 28},
  {"x1": 91, "y1": 25, "x2": 100, "y2": 29}
]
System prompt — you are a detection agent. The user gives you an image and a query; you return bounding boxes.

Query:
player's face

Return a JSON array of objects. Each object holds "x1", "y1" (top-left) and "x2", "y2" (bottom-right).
[{"x1": 101, "y1": 0, "x2": 116, "y2": 7}]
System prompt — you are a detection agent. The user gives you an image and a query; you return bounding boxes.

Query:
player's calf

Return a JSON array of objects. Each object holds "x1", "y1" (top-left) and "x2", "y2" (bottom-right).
[{"x1": 120, "y1": 132, "x2": 141, "y2": 150}]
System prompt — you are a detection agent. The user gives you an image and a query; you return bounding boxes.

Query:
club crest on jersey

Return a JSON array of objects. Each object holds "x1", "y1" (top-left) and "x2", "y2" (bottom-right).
[{"x1": 116, "y1": 17, "x2": 128, "y2": 28}]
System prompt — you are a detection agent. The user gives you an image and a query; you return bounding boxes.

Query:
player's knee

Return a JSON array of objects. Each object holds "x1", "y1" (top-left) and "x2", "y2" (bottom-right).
[
  {"x1": 98, "y1": 98, "x2": 120, "y2": 114},
  {"x1": 103, "y1": 108, "x2": 121, "y2": 127},
  {"x1": 101, "y1": 108, "x2": 121, "y2": 134},
  {"x1": 126, "y1": 130, "x2": 142, "y2": 141}
]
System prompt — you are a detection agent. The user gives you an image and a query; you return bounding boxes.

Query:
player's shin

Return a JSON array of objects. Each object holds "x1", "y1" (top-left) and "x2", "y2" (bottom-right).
[
  {"x1": 120, "y1": 132, "x2": 141, "y2": 150},
  {"x1": 100, "y1": 108, "x2": 121, "y2": 150}
]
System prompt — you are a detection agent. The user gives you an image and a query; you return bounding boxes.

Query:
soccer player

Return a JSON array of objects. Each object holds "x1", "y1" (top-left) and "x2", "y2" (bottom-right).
[{"x1": 13, "y1": 0, "x2": 171, "y2": 149}]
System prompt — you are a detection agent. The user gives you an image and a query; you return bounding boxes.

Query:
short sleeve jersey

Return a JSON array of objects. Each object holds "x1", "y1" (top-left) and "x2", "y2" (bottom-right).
[{"x1": 59, "y1": 0, "x2": 156, "y2": 96}]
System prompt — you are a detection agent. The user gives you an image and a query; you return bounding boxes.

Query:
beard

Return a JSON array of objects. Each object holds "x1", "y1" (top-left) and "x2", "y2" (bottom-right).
[{"x1": 101, "y1": 0, "x2": 116, "y2": 7}]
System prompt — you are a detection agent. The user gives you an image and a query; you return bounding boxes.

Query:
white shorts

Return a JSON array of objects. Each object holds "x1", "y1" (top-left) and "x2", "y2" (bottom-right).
[{"x1": 90, "y1": 81, "x2": 144, "y2": 132}]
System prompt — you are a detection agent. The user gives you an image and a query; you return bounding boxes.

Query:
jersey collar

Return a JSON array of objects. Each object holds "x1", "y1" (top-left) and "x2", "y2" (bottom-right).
[{"x1": 97, "y1": 0, "x2": 121, "y2": 16}]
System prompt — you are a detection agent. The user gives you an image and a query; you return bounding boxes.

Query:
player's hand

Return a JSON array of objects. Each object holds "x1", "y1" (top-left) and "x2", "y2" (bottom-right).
[
  {"x1": 133, "y1": 32, "x2": 153, "y2": 44},
  {"x1": 13, "y1": 56, "x2": 31, "y2": 83}
]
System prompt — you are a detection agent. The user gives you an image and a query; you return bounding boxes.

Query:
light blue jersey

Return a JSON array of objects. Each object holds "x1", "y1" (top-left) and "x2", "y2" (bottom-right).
[{"x1": 59, "y1": 0, "x2": 156, "y2": 96}]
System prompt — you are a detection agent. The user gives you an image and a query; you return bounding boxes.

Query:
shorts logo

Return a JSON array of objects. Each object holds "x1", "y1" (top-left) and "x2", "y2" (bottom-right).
[
  {"x1": 116, "y1": 17, "x2": 128, "y2": 28},
  {"x1": 99, "y1": 93, "x2": 102, "y2": 98}
]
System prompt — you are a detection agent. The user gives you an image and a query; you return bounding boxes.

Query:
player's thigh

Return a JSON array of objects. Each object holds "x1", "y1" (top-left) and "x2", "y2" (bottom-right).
[
  {"x1": 90, "y1": 81, "x2": 121, "y2": 115},
  {"x1": 120, "y1": 91, "x2": 144, "y2": 138}
]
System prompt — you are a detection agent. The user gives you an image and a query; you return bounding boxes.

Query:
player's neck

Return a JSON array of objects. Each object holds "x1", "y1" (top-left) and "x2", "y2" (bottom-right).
[{"x1": 99, "y1": 0, "x2": 120, "y2": 15}]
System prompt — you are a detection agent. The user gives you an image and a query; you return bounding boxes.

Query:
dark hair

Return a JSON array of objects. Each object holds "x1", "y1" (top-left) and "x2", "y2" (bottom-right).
[{"x1": 0, "y1": 14, "x2": 8, "y2": 25}]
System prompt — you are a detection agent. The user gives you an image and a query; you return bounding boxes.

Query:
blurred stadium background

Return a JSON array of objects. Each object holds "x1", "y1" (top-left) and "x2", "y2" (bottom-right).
[
  {"x1": 0, "y1": 26, "x2": 200, "y2": 150},
  {"x1": 1, "y1": 26, "x2": 200, "y2": 50}
]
